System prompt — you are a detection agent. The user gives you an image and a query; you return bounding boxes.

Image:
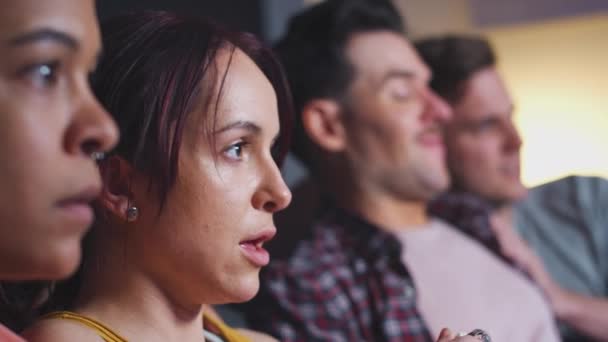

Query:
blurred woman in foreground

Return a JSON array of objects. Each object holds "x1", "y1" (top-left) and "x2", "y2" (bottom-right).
[{"x1": 0, "y1": 0, "x2": 117, "y2": 338}]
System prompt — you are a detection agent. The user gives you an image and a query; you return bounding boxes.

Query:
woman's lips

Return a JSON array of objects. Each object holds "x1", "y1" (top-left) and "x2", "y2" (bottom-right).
[
  {"x1": 56, "y1": 186, "x2": 100, "y2": 228},
  {"x1": 239, "y1": 228, "x2": 276, "y2": 267},
  {"x1": 58, "y1": 202, "x2": 94, "y2": 226},
  {"x1": 240, "y1": 241, "x2": 270, "y2": 267}
]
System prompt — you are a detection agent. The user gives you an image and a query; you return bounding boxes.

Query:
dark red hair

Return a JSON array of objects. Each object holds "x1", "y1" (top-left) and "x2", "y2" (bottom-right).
[{"x1": 95, "y1": 10, "x2": 293, "y2": 209}]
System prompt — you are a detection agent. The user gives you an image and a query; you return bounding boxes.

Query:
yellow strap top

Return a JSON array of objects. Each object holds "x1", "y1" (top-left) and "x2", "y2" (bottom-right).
[
  {"x1": 43, "y1": 311, "x2": 250, "y2": 342},
  {"x1": 203, "y1": 313, "x2": 250, "y2": 342},
  {"x1": 43, "y1": 311, "x2": 126, "y2": 342}
]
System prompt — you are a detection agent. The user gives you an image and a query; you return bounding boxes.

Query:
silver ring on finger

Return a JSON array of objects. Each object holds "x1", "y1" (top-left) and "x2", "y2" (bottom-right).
[{"x1": 468, "y1": 329, "x2": 491, "y2": 342}]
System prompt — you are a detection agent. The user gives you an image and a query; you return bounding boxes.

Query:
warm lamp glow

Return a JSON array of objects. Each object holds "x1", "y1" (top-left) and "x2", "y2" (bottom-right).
[{"x1": 485, "y1": 14, "x2": 608, "y2": 186}]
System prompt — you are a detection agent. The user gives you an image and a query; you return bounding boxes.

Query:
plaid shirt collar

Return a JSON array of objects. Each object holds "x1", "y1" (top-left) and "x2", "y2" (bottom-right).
[{"x1": 325, "y1": 206, "x2": 404, "y2": 265}]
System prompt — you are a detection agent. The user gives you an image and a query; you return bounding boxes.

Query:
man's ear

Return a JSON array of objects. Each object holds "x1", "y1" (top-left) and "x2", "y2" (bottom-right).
[
  {"x1": 301, "y1": 99, "x2": 347, "y2": 153},
  {"x1": 98, "y1": 155, "x2": 134, "y2": 222}
]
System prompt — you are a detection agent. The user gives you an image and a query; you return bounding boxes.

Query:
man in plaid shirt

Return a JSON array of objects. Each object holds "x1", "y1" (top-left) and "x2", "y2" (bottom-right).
[
  {"x1": 243, "y1": 0, "x2": 449, "y2": 340},
  {"x1": 241, "y1": 0, "x2": 559, "y2": 341}
]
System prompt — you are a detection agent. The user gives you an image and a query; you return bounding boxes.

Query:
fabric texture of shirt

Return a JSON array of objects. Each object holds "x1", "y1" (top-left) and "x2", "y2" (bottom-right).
[
  {"x1": 396, "y1": 219, "x2": 559, "y2": 341},
  {"x1": 428, "y1": 192, "x2": 513, "y2": 266},
  {"x1": 515, "y1": 176, "x2": 608, "y2": 341},
  {"x1": 243, "y1": 207, "x2": 433, "y2": 342},
  {"x1": 430, "y1": 175, "x2": 608, "y2": 342}
]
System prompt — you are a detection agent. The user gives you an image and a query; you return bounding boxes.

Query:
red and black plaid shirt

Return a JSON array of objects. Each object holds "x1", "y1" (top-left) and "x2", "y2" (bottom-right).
[{"x1": 244, "y1": 207, "x2": 432, "y2": 342}]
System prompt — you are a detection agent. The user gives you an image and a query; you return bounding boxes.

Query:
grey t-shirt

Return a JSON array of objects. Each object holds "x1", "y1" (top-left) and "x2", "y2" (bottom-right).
[{"x1": 515, "y1": 176, "x2": 608, "y2": 341}]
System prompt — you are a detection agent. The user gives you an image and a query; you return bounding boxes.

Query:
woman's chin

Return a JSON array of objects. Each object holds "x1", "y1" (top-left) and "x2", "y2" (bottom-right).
[
  {"x1": 28, "y1": 240, "x2": 82, "y2": 280},
  {"x1": 226, "y1": 273, "x2": 261, "y2": 303}
]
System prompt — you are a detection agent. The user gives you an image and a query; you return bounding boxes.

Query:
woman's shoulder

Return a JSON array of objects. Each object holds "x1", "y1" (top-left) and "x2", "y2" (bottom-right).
[{"x1": 22, "y1": 317, "x2": 105, "y2": 342}]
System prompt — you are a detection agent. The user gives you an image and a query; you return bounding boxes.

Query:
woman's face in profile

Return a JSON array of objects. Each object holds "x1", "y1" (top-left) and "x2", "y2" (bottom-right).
[
  {"x1": 129, "y1": 48, "x2": 292, "y2": 303},
  {"x1": 0, "y1": 0, "x2": 118, "y2": 280}
]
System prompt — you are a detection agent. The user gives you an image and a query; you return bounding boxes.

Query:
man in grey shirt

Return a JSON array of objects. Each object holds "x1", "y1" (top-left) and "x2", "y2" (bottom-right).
[{"x1": 417, "y1": 35, "x2": 608, "y2": 341}]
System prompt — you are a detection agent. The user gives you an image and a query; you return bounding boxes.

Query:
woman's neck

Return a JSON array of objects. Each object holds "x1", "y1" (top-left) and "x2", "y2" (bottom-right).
[{"x1": 71, "y1": 238, "x2": 206, "y2": 342}]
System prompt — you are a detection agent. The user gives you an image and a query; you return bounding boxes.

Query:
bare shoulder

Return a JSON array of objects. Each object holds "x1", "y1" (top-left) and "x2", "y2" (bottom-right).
[
  {"x1": 21, "y1": 318, "x2": 103, "y2": 342},
  {"x1": 236, "y1": 328, "x2": 278, "y2": 342}
]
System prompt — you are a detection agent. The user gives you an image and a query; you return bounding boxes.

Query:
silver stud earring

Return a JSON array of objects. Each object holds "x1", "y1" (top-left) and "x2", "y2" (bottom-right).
[
  {"x1": 126, "y1": 206, "x2": 139, "y2": 222},
  {"x1": 91, "y1": 151, "x2": 105, "y2": 162}
]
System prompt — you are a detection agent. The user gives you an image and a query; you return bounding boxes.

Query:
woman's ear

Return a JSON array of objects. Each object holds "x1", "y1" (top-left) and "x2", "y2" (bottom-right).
[
  {"x1": 97, "y1": 155, "x2": 134, "y2": 222},
  {"x1": 301, "y1": 99, "x2": 347, "y2": 153}
]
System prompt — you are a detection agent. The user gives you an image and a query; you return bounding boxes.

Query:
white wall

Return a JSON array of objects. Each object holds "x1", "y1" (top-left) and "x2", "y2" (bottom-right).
[{"x1": 486, "y1": 14, "x2": 608, "y2": 185}]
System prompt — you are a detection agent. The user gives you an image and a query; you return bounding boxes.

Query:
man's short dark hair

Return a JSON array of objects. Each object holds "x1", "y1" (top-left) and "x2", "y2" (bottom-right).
[
  {"x1": 415, "y1": 35, "x2": 496, "y2": 104},
  {"x1": 274, "y1": 0, "x2": 405, "y2": 166}
]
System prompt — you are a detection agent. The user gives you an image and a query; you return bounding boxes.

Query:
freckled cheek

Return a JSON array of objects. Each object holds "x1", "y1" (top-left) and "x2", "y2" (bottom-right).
[
  {"x1": 178, "y1": 195, "x2": 241, "y2": 246},
  {"x1": 212, "y1": 174, "x2": 259, "y2": 218},
  {"x1": 171, "y1": 165, "x2": 224, "y2": 217}
]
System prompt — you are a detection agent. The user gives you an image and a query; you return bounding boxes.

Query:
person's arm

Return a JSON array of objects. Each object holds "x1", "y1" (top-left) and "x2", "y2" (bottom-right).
[
  {"x1": 544, "y1": 177, "x2": 608, "y2": 341},
  {"x1": 517, "y1": 246, "x2": 608, "y2": 341},
  {"x1": 548, "y1": 288, "x2": 608, "y2": 342},
  {"x1": 492, "y1": 213, "x2": 608, "y2": 341}
]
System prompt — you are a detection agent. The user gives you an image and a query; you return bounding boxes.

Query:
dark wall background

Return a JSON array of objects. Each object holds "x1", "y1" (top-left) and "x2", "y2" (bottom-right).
[
  {"x1": 97, "y1": 0, "x2": 262, "y2": 34},
  {"x1": 96, "y1": 0, "x2": 304, "y2": 42}
]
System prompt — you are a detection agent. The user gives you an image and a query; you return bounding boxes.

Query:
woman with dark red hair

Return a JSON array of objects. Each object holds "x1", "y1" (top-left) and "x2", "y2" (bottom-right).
[{"x1": 23, "y1": 11, "x2": 292, "y2": 342}]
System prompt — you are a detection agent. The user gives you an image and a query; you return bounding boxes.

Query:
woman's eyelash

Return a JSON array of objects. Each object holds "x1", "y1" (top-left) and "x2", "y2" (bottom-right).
[{"x1": 225, "y1": 141, "x2": 249, "y2": 160}]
